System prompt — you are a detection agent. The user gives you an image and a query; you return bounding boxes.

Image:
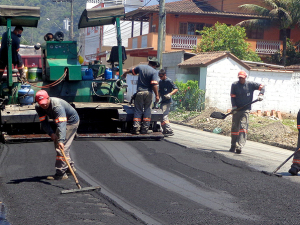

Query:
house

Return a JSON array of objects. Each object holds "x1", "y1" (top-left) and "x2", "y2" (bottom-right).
[
  {"x1": 177, "y1": 51, "x2": 300, "y2": 114},
  {"x1": 178, "y1": 51, "x2": 251, "y2": 111},
  {"x1": 78, "y1": 0, "x2": 148, "y2": 67},
  {"x1": 124, "y1": 0, "x2": 300, "y2": 61}
]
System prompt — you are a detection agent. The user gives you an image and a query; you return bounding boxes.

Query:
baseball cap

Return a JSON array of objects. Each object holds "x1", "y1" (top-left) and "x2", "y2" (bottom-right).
[
  {"x1": 35, "y1": 90, "x2": 49, "y2": 105},
  {"x1": 238, "y1": 70, "x2": 247, "y2": 78}
]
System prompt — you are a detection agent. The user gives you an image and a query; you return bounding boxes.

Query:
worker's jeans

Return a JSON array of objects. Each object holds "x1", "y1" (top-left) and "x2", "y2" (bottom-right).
[
  {"x1": 291, "y1": 109, "x2": 300, "y2": 171},
  {"x1": 133, "y1": 91, "x2": 153, "y2": 132},
  {"x1": 0, "y1": 54, "x2": 24, "y2": 82},
  {"x1": 54, "y1": 121, "x2": 79, "y2": 175},
  {"x1": 160, "y1": 102, "x2": 172, "y2": 133},
  {"x1": 231, "y1": 110, "x2": 249, "y2": 149}
]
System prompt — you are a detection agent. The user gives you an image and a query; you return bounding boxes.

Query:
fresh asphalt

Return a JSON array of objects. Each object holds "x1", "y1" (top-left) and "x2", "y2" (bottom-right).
[{"x1": 0, "y1": 123, "x2": 300, "y2": 224}]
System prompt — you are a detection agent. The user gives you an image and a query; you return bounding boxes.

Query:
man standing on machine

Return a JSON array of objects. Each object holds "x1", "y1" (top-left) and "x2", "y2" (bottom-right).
[
  {"x1": 122, "y1": 60, "x2": 159, "y2": 134},
  {"x1": 35, "y1": 90, "x2": 80, "y2": 180},
  {"x1": 229, "y1": 70, "x2": 265, "y2": 154},
  {"x1": 0, "y1": 26, "x2": 25, "y2": 82}
]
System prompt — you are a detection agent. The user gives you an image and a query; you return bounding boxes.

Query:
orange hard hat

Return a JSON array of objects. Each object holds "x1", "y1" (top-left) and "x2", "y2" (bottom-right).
[{"x1": 238, "y1": 70, "x2": 247, "y2": 78}]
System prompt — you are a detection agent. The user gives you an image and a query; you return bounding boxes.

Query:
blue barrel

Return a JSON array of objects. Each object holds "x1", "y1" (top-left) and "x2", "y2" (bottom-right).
[
  {"x1": 82, "y1": 68, "x2": 93, "y2": 80},
  {"x1": 104, "y1": 68, "x2": 112, "y2": 80},
  {"x1": 18, "y1": 84, "x2": 34, "y2": 105}
]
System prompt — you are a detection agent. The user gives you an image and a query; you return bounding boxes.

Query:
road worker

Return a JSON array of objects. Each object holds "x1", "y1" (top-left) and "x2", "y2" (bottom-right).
[
  {"x1": 289, "y1": 111, "x2": 300, "y2": 175},
  {"x1": 229, "y1": 70, "x2": 265, "y2": 154},
  {"x1": 158, "y1": 69, "x2": 178, "y2": 136},
  {"x1": 122, "y1": 60, "x2": 159, "y2": 134},
  {"x1": 0, "y1": 26, "x2": 25, "y2": 82},
  {"x1": 35, "y1": 90, "x2": 80, "y2": 180}
]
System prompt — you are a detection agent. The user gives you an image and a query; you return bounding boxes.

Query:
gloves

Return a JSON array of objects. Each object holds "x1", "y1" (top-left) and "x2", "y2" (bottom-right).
[
  {"x1": 164, "y1": 93, "x2": 171, "y2": 99},
  {"x1": 153, "y1": 102, "x2": 160, "y2": 109},
  {"x1": 258, "y1": 95, "x2": 264, "y2": 101},
  {"x1": 232, "y1": 106, "x2": 237, "y2": 114}
]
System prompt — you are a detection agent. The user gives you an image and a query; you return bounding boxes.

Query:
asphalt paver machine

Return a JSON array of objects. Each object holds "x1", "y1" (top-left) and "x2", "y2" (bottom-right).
[{"x1": 0, "y1": 5, "x2": 163, "y2": 143}]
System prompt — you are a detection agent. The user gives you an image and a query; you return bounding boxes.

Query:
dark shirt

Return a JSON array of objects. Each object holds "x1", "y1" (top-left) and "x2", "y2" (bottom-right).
[
  {"x1": 0, "y1": 31, "x2": 20, "y2": 64},
  {"x1": 132, "y1": 64, "x2": 158, "y2": 92},
  {"x1": 35, "y1": 97, "x2": 79, "y2": 143},
  {"x1": 230, "y1": 80, "x2": 265, "y2": 110},
  {"x1": 159, "y1": 77, "x2": 178, "y2": 104}
]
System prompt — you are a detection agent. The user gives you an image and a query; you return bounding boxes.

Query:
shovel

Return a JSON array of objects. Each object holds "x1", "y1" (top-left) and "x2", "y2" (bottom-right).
[
  {"x1": 59, "y1": 146, "x2": 101, "y2": 194},
  {"x1": 210, "y1": 99, "x2": 259, "y2": 119},
  {"x1": 261, "y1": 148, "x2": 300, "y2": 177}
]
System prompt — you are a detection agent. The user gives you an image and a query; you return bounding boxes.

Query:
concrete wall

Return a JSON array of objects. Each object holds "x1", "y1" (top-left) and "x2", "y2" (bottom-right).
[
  {"x1": 248, "y1": 70, "x2": 297, "y2": 114},
  {"x1": 163, "y1": 51, "x2": 300, "y2": 115},
  {"x1": 204, "y1": 58, "x2": 300, "y2": 114},
  {"x1": 205, "y1": 57, "x2": 249, "y2": 111}
]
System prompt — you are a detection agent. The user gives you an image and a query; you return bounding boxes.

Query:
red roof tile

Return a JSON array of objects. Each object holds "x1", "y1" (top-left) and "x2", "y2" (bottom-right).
[
  {"x1": 178, "y1": 51, "x2": 250, "y2": 69},
  {"x1": 125, "y1": 0, "x2": 266, "y2": 20}
]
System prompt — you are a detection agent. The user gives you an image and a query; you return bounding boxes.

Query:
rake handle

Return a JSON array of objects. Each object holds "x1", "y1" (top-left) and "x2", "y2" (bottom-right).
[
  {"x1": 59, "y1": 146, "x2": 81, "y2": 189},
  {"x1": 272, "y1": 148, "x2": 300, "y2": 174}
]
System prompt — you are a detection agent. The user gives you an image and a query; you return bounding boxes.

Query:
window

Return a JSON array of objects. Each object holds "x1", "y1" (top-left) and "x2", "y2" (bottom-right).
[
  {"x1": 151, "y1": 25, "x2": 156, "y2": 33},
  {"x1": 179, "y1": 23, "x2": 187, "y2": 34},
  {"x1": 180, "y1": 22, "x2": 209, "y2": 35},
  {"x1": 279, "y1": 29, "x2": 291, "y2": 40},
  {"x1": 246, "y1": 27, "x2": 264, "y2": 39}
]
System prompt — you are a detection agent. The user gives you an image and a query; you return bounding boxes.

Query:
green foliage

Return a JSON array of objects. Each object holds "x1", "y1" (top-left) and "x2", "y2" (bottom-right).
[
  {"x1": 193, "y1": 22, "x2": 261, "y2": 62},
  {"x1": 237, "y1": 0, "x2": 300, "y2": 66},
  {"x1": 268, "y1": 39, "x2": 300, "y2": 66},
  {"x1": 0, "y1": 0, "x2": 87, "y2": 44},
  {"x1": 172, "y1": 80, "x2": 205, "y2": 111}
]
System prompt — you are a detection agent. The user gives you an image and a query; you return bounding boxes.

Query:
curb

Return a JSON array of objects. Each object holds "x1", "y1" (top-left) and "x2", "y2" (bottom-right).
[{"x1": 170, "y1": 120, "x2": 295, "y2": 151}]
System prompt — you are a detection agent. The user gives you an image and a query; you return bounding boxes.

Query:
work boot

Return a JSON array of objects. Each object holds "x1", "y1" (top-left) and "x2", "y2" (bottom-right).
[
  {"x1": 235, "y1": 144, "x2": 242, "y2": 154},
  {"x1": 229, "y1": 146, "x2": 236, "y2": 153},
  {"x1": 131, "y1": 129, "x2": 140, "y2": 135},
  {"x1": 47, "y1": 173, "x2": 68, "y2": 180},
  {"x1": 163, "y1": 130, "x2": 174, "y2": 137},
  {"x1": 141, "y1": 129, "x2": 153, "y2": 134},
  {"x1": 235, "y1": 148, "x2": 242, "y2": 154},
  {"x1": 289, "y1": 167, "x2": 298, "y2": 176}
]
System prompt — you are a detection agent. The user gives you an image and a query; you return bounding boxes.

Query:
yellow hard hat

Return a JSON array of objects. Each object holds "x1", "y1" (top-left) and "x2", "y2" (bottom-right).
[{"x1": 78, "y1": 55, "x2": 84, "y2": 64}]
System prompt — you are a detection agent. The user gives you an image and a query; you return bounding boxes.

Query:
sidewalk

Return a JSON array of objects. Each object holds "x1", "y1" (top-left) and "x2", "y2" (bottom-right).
[{"x1": 167, "y1": 123, "x2": 300, "y2": 183}]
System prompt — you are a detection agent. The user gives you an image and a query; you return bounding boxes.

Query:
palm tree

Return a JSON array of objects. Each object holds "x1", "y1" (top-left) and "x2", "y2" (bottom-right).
[{"x1": 236, "y1": 0, "x2": 299, "y2": 66}]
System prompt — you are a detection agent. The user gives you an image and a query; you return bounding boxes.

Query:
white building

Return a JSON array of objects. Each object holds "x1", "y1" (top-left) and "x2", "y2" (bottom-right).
[{"x1": 79, "y1": 0, "x2": 148, "y2": 64}]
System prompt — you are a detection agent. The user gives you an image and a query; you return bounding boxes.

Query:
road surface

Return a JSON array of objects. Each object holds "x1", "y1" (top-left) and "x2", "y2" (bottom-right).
[{"x1": 0, "y1": 123, "x2": 300, "y2": 224}]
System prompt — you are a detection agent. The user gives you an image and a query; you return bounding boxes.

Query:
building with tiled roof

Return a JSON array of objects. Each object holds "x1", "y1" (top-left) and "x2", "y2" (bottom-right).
[{"x1": 124, "y1": 0, "x2": 300, "y2": 62}]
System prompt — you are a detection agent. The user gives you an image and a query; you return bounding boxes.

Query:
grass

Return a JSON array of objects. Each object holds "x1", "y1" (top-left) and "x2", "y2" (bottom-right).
[
  {"x1": 169, "y1": 110, "x2": 201, "y2": 122},
  {"x1": 282, "y1": 118, "x2": 297, "y2": 132}
]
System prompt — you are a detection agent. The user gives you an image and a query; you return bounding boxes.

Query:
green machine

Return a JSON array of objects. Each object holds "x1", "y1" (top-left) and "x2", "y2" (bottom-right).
[
  {"x1": 0, "y1": 5, "x2": 163, "y2": 143},
  {"x1": 42, "y1": 41, "x2": 81, "y2": 81}
]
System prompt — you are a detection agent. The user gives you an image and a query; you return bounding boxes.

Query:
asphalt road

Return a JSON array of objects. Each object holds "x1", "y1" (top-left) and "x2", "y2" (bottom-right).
[{"x1": 0, "y1": 124, "x2": 300, "y2": 224}]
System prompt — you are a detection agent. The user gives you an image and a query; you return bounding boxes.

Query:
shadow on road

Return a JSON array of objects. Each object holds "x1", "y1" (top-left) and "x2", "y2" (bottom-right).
[{"x1": 7, "y1": 176, "x2": 53, "y2": 185}]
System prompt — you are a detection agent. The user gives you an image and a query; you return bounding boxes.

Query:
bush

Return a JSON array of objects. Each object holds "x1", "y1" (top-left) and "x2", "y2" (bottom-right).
[{"x1": 172, "y1": 80, "x2": 205, "y2": 111}]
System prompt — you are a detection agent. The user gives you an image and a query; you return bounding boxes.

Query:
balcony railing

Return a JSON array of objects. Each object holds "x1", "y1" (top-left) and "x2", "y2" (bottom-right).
[
  {"x1": 256, "y1": 40, "x2": 280, "y2": 54},
  {"x1": 171, "y1": 35, "x2": 197, "y2": 49}
]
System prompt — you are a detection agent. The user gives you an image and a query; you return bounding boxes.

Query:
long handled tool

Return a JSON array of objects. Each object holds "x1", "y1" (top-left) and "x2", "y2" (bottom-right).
[
  {"x1": 59, "y1": 146, "x2": 101, "y2": 194},
  {"x1": 261, "y1": 148, "x2": 300, "y2": 177},
  {"x1": 210, "y1": 99, "x2": 259, "y2": 119}
]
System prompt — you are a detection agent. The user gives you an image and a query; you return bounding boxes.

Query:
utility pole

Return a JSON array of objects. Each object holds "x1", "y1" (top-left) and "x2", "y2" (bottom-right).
[
  {"x1": 70, "y1": 0, "x2": 74, "y2": 40},
  {"x1": 157, "y1": 0, "x2": 165, "y2": 69},
  {"x1": 52, "y1": 0, "x2": 74, "y2": 40}
]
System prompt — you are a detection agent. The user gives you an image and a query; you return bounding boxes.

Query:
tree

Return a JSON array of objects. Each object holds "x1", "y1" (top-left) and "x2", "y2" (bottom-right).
[
  {"x1": 192, "y1": 22, "x2": 261, "y2": 62},
  {"x1": 236, "y1": 0, "x2": 300, "y2": 66}
]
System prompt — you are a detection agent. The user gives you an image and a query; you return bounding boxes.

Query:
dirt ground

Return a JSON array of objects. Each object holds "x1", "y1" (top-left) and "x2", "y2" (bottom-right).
[{"x1": 170, "y1": 107, "x2": 298, "y2": 151}]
